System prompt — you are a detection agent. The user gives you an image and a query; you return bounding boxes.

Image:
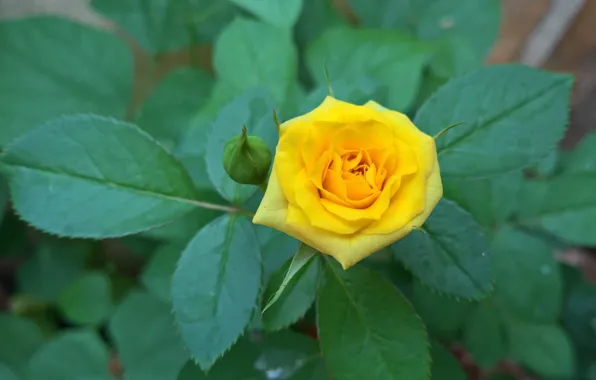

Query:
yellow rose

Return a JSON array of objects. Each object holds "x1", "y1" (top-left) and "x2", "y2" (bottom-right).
[{"x1": 253, "y1": 97, "x2": 442, "y2": 269}]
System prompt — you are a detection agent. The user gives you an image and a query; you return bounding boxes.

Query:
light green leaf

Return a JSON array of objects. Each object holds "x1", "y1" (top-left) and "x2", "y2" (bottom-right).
[
  {"x1": 317, "y1": 260, "x2": 430, "y2": 380},
  {"x1": 392, "y1": 199, "x2": 491, "y2": 299},
  {"x1": 1, "y1": 115, "x2": 200, "y2": 238},
  {"x1": 57, "y1": 272, "x2": 112, "y2": 326},
  {"x1": 230, "y1": 0, "x2": 304, "y2": 29},
  {"x1": 562, "y1": 133, "x2": 596, "y2": 174},
  {"x1": 205, "y1": 87, "x2": 277, "y2": 204},
  {"x1": 139, "y1": 206, "x2": 223, "y2": 242},
  {"x1": 307, "y1": 27, "x2": 431, "y2": 110},
  {"x1": 25, "y1": 330, "x2": 113, "y2": 380},
  {"x1": 431, "y1": 341, "x2": 466, "y2": 380},
  {"x1": 213, "y1": 18, "x2": 297, "y2": 105},
  {"x1": 295, "y1": 0, "x2": 345, "y2": 49},
  {"x1": 171, "y1": 214, "x2": 262, "y2": 370},
  {"x1": 0, "y1": 364, "x2": 19, "y2": 380},
  {"x1": 530, "y1": 149, "x2": 560, "y2": 177},
  {"x1": 0, "y1": 17, "x2": 133, "y2": 147},
  {"x1": 16, "y1": 238, "x2": 92, "y2": 302},
  {"x1": 189, "y1": 0, "x2": 239, "y2": 44},
  {"x1": 415, "y1": 65, "x2": 573, "y2": 178},
  {"x1": 347, "y1": 0, "x2": 428, "y2": 30},
  {"x1": 110, "y1": 291, "x2": 188, "y2": 380},
  {"x1": 141, "y1": 242, "x2": 185, "y2": 303},
  {"x1": 262, "y1": 246, "x2": 321, "y2": 331},
  {"x1": 464, "y1": 301, "x2": 506, "y2": 369},
  {"x1": 491, "y1": 227, "x2": 563, "y2": 323},
  {"x1": 507, "y1": 321, "x2": 576, "y2": 379},
  {"x1": 412, "y1": 280, "x2": 474, "y2": 339},
  {"x1": 0, "y1": 314, "x2": 44, "y2": 376},
  {"x1": 135, "y1": 68, "x2": 214, "y2": 149},
  {"x1": 301, "y1": 77, "x2": 380, "y2": 115}
]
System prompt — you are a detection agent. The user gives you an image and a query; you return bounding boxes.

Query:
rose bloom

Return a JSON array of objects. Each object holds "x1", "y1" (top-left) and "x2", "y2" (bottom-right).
[{"x1": 253, "y1": 97, "x2": 442, "y2": 269}]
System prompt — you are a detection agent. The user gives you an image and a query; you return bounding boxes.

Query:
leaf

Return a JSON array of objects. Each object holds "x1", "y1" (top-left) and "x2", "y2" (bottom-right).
[
  {"x1": 57, "y1": 271, "x2": 113, "y2": 326},
  {"x1": 463, "y1": 302, "x2": 506, "y2": 369},
  {"x1": 0, "y1": 364, "x2": 18, "y2": 380},
  {"x1": 307, "y1": 27, "x2": 431, "y2": 110},
  {"x1": 255, "y1": 227, "x2": 300, "y2": 281},
  {"x1": 139, "y1": 206, "x2": 223, "y2": 242},
  {"x1": 347, "y1": 0, "x2": 427, "y2": 30},
  {"x1": 171, "y1": 214, "x2": 262, "y2": 370},
  {"x1": 0, "y1": 16, "x2": 132, "y2": 146},
  {"x1": 412, "y1": 280, "x2": 474, "y2": 339},
  {"x1": 110, "y1": 291, "x2": 188, "y2": 380},
  {"x1": 295, "y1": 0, "x2": 345, "y2": 49},
  {"x1": 0, "y1": 314, "x2": 44, "y2": 376},
  {"x1": 205, "y1": 87, "x2": 277, "y2": 204},
  {"x1": 25, "y1": 330, "x2": 113, "y2": 380},
  {"x1": 491, "y1": 227, "x2": 563, "y2": 323},
  {"x1": 430, "y1": 341, "x2": 466, "y2": 380},
  {"x1": 507, "y1": 321, "x2": 576, "y2": 379},
  {"x1": 562, "y1": 133, "x2": 596, "y2": 174},
  {"x1": 1, "y1": 114, "x2": 200, "y2": 238},
  {"x1": 317, "y1": 260, "x2": 430, "y2": 380},
  {"x1": 300, "y1": 77, "x2": 380, "y2": 115},
  {"x1": 0, "y1": 175, "x2": 8, "y2": 226},
  {"x1": 141, "y1": 242, "x2": 185, "y2": 303},
  {"x1": 16, "y1": 238, "x2": 92, "y2": 302},
  {"x1": 213, "y1": 18, "x2": 298, "y2": 105},
  {"x1": 415, "y1": 65, "x2": 573, "y2": 178},
  {"x1": 230, "y1": 0, "x2": 304, "y2": 29},
  {"x1": 189, "y1": 0, "x2": 239, "y2": 44},
  {"x1": 262, "y1": 246, "x2": 321, "y2": 331},
  {"x1": 135, "y1": 68, "x2": 214, "y2": 149},
  {"x1": 563, "y1": 282, "x2": 596, "y2": 352},
  {"x1": 392, "y1": 199, "x2": 491, "y2": 299}
]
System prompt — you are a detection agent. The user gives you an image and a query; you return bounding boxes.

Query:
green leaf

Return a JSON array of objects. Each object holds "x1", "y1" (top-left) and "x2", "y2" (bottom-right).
[
  {"x1": 110, "y1": 291, "x2": 188, "y2": 380},
  {"x1": 230, "y1": 0, "x2": 304, "y2": 29},
  {"x1": 213, "y1": 18, "x2": 297, "y2": 105},
  {"x1": 392, "y1": 199, "x2": 491, "y2": 299},
  {"x1": 255, "y1": 227, "x2": 299, "y2": 281},
  {"x1": 463, "y1": 301, "x2": 506, "y2": 369},
  {"x1": 205, "y1": 88, "x2": 277, "y2": 204},
  {"x1": 507, "y1": 321, "x2": 576, "y2": 379},
  {"x1": 25, "y1": 330, "x2": 113, "y2": 380},
  {"x1": 57, "y1": 271, "x2": 112, "y2": 326},
  {"x1": 91, "y1": 0, "x2": 194, "y2": 53},
  {"x1": 0, "y1": 314, "x2": 44, "y2": 376},
  {"x1": 0, "y1": 175, "x2": 8, "y2": 226},
  {"x1": 412, "y1": 280, "x2": 474, "y2": 339},
  {"x1": 0, "y1": 17, "x2": 132, "y2": 146},
  {"x1": 415, "y1": 65, "x2": 573, "y2": 178},
  {"x1": 0, "y1": 364, "x2": 18, "y2": 380},
  {"x1": 135, "y1": 68, "x2": 214, "y2": 149},
  {"x1": 564, "y1": 282, "x2": 596, "y2": 352},
  {"x1": 139, "y1": 206, "x2": 223, "y2": 242},
  {"x1": 317, "y1": 260, "x2": 430, "y2": 380},
  {"x1": 141, "y1": 242, "x2": 185, "y2": 303},
  {"x1": 562, "y1": 133, "x2": 596, "y2": 174},
  {"x1": 295, "y1": 0, "x2": 345, "y2": 49},
  {"x1": 262, "y1": 246, "x2": 321, "y2": 331},
  {"x1": 347, "y1": 0, "x2": 427, "y2": 30},
  {"x1": 491, "y1": 227, "x2": 563, "y2": 323},
  {"x1": 301, "y1": 77, "x2": 380, "y2": 115},
  {"x1": 16, "y1": 238, "x2": 92, "y2": 302},
  {"x1": 189, "y1": 0, "x2": 239, "y2": 44},
  {"x1": 171, "y1": 214, "x2": 262, "y2": 370},
  {"x1": 431, "y1": 341, "x2": 466, "y2": 380},
  {"x1": 1, "y1": 114, "x2": 200, "y2": 238},
  {"x1": 307, "y1": 27, "x2": 431, "y2": 110}
]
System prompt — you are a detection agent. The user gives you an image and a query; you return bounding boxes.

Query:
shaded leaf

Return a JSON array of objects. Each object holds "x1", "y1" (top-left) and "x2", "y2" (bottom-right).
[
  {"x1": 230, "y1": 0, "x2": 304, "y2": 29},
  {"x1": 57, "y1": 271, "x2": 112, "y2": 326},
  {"x1": 464, "y1": 302, "x2": 506, "y2": 369},
  {"x1": 431, "y1": 341, "x2": 466, "y2": 380},
  {"x1": 141, "y1": 242, "x2": 185, "y2": 303},
  {"x1": 0, "y1": 314, "x2": 44, "y2": 376}
]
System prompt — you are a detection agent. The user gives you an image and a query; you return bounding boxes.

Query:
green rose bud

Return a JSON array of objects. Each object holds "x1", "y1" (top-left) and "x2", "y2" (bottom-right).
[{"x1": 223, "y1": 125, "x2": 272, "y2": 185}]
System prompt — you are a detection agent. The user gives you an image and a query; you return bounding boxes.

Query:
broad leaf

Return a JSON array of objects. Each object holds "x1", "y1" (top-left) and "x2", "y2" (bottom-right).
[
  {"x1": 307, "y1": 27, "x2": 431, "y2": 110},
  {"x1": 255, "y1": 227, "x2": 300, "y2": 281},
  {"x1": 431, "y1": 341, "x2": 466, "y2": 380},
  {"x1": 464, "y1": 302, "x2": 506, "y2": 369},
  {"x1": 564, "y1": 282, "x2": 596, "y2": 352},
  {"x1": 562, "y1": 132, "x2": 596, "y2": 174},
  {"x1": 0, "y1": 314, "x2": 44, "y2": 376},
  {"x1": 347, "y1": 0, "x2": 428, "y2": 30},
  {"x1": 301, "y1": 77, "x2": 380, "y2": 115},
  {"x1": 205, "y1": 88, "x2": 277, "y2": 204},
  {"x1": 0, "y1": 17, "x2": 133, "y2": 146},
  {"x1": 317, "y1": 260, "x2": 430, "y2": 380},
  {"x1": 110, "y1": 291, "x2": 188, "y2": 380},
  {"x1": 415, "y1": 65, "x2": 573, "y2": 178},
  {"x1": 1, "y1": 115, "x2": 199, "y2": 238},
  {"x1": 230, "y1": 0, "x2": 304, "y2": 29},
  {"x1": 171, "y1": 214, "x2": 261, "y2": 370},
  {"x1": 491, "y1": 227, "x2": 563, "y2": 323},
  {"x1": 295, "y1": 0, "x2": 345, "y2": 49},
  {"x1": 25, "y1": 330, "x2": 113, "y2": 380},
  {"x1": 141, "y1": 242, "x2": 185, "y2": 303},
  {"x1": 57, "y1": 272, "x2": 112, "y2": 326},
  {"x1": 392, "y1": 199, "x2": 491, "y2": 299},
  {"x1": 0, "y1": 364, "x2": 18, "y2": 380},
  {"x1": 262, "y1": 245, "x2": 321, "y2": 331},
  {"x1": 213, "y1": 18, "x2": 298, "y2": 105}
]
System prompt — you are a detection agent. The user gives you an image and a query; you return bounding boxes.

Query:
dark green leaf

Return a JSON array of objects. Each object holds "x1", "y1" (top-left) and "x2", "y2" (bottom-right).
[
  {"x1": 347, "y1": 0, "x2": 427, "y2": 30},
  {"x1": 25, "y1": 330, "x2": 113, "y2": 380},
  {"x1": 0, "y1": 16, "x2": 132, "y2": 146},
  {"x1": 141, "y1": 242, "x2": 185, "y2": 303},
  {"x1": 255, "y1": 227, "x2": 299, "y2": 281},
  {"x1": 431, "y1": 341, "x2": 466, "y2": 380},
  {"x1": 564, "y1": 282, "x2": 596, "y2": 352},
  {"x1": 491, "y1": 227, "x2": 563, "y2": 323},
  {"x1": 110, "y1": 291, "x2": 188, "y2": 380},
  {"x1": 317, "y1": 260, "x2": 430, "y2": 380},
  {"x1": 0, "y1": 364, "x2": 18, "y2": 380},
  {"x1": 139, "y1": 206, "x2": 223, "y2": 242},
  {"x1": 307, "y1": 27, "x2": 431, "y2": 110},
  {"x1": 0, "y1": 175, "x2": 8, "y2": 226},
  {"x1": 392, "y1": 199, "x2": 491, "y2": 299},
  {"x1": 562, "y1": 133, "x2": 596, "y2": 174},
  {"x1": 1, "y1": 115, "x2": 199, "y2": 238},
  {"x1": 464, "y1": 301, "x2": 506, "y2": 369},
  {"x1": 57, "y1": 271, "x2": 112, "y2": 326},
  {"x1": 0, "y1": 314, "x2": 44, "y2": 376},
  {"x1": 295, "y1": 0, "x2": 345, "y2": 49},
  {"x1": 171, "y1": 214, "x2": 261, "y2": 370},
  {"x1": 230, "y1": 0, "x2": 304, "y2": 29},
  {"x1": 415, "y1": 65, "x2": 573, "y2": 178},
  {"x1": 189, "y1": 0, "x2": 238, "y2": 44}
]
